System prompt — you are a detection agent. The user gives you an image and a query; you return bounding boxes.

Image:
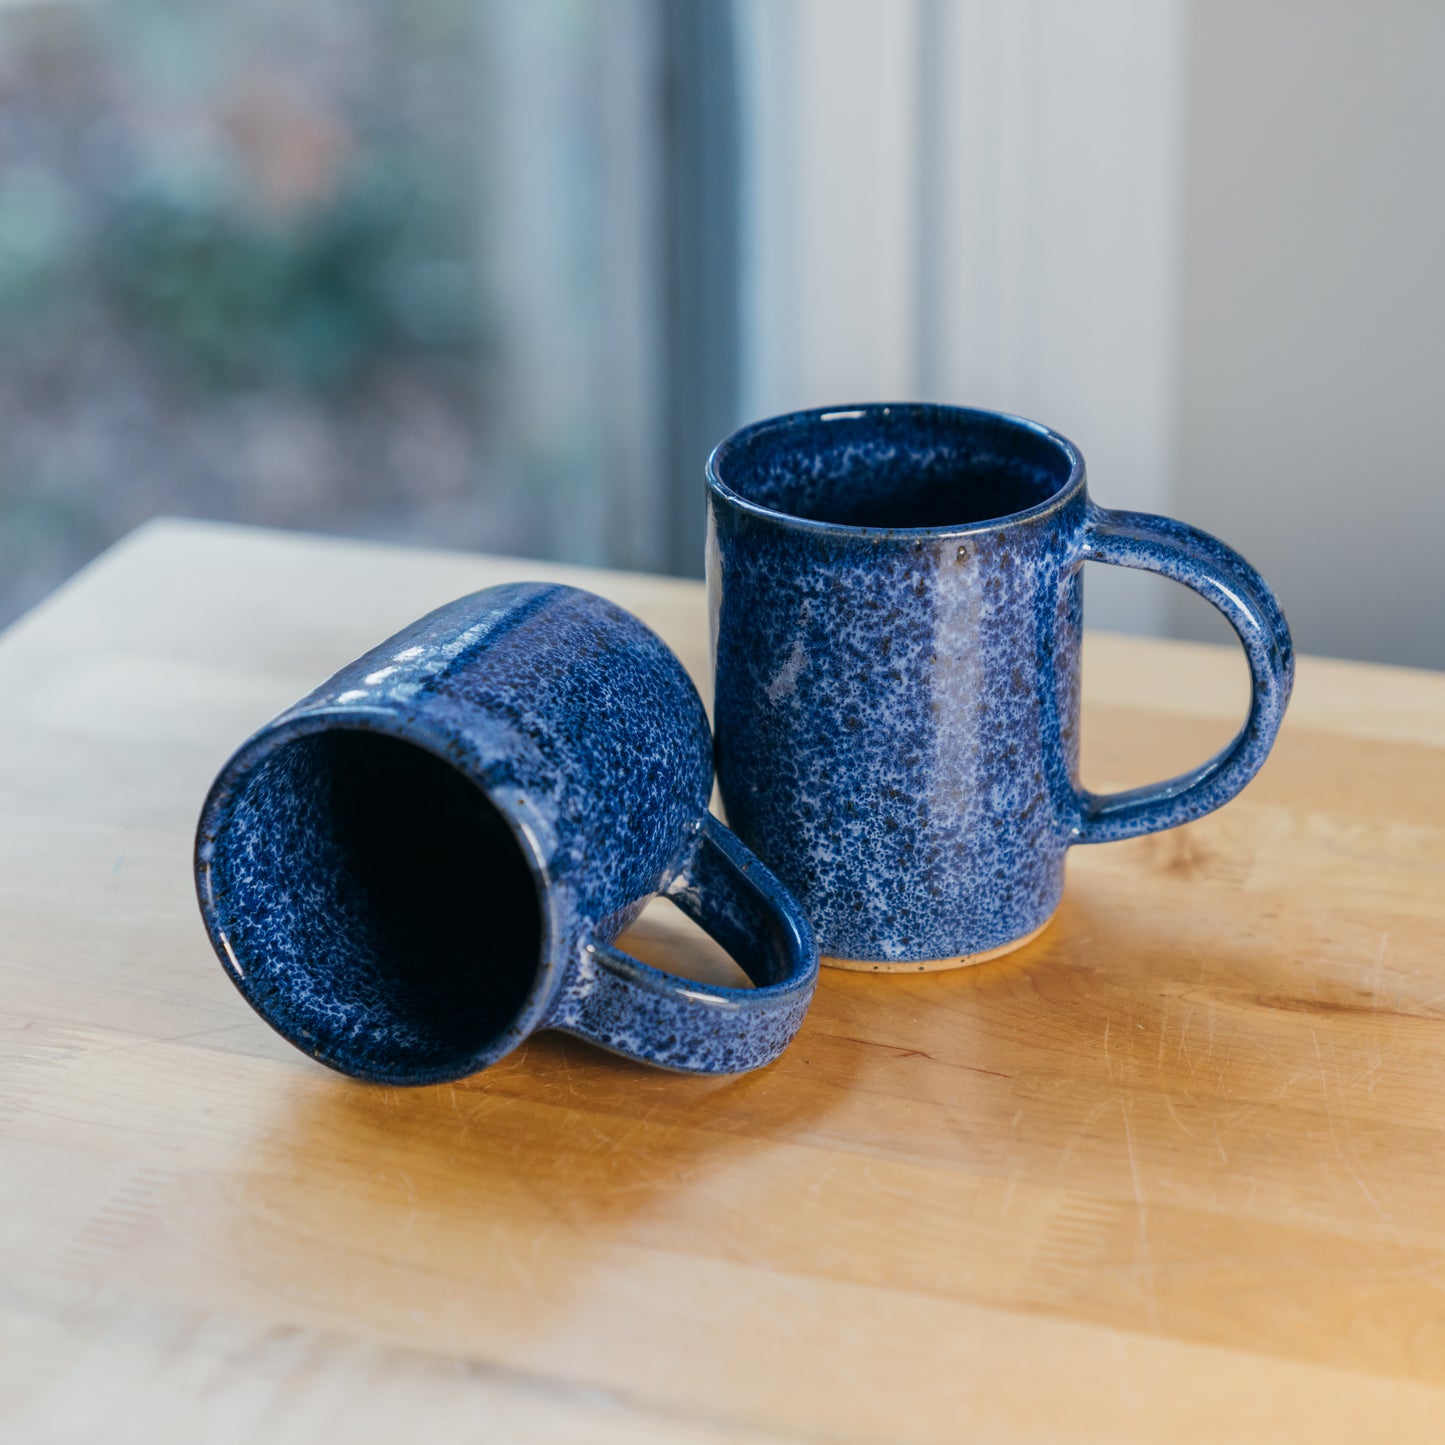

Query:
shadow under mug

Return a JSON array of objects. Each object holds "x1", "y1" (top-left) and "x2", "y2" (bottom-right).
[
  {"x1": 195, "y1": 582, "x2": 817, "y2": 1083},
  {"x1": 707, "y1": 403, "x2": 1294, "y2": 970}
]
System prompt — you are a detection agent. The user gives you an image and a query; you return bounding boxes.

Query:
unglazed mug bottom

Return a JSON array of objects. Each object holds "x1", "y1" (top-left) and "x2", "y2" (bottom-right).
[{"x1": 820, "y1": 910, "x2": 1057, "y2": 973}]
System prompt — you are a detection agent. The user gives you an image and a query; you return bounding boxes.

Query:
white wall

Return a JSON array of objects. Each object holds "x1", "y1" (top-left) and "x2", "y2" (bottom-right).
[
  {"x1": 735, "y1": 0, "x2": 922, "y2": 415},
  {"x1": 1173, "y1": 0, "x2": 1445, "y2": 670}
]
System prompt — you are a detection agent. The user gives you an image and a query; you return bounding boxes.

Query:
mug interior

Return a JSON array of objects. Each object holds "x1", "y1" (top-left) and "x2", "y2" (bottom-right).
[
  {"x1": 710, "y1": 404, "x2": 1079, "y2": 530},
  {"x1": 204, "y1": 729, "x2": 542, "y2": 1082}
]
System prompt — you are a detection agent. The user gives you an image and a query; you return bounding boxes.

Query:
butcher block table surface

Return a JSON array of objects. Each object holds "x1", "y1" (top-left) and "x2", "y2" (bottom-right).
[{"x1": 3, "y1": 518, "x2": 1445, "y2": 1444}]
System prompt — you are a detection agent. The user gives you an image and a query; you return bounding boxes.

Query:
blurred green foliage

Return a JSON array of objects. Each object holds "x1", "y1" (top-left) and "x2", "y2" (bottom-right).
[
  {"x1": 102, "y1": 169, "x2": 408, "y2": 391},
  {"x1": 0, "y1": 0, "x2": 484, "y2": 394},
  {"x1": 0, "y1": 170, "x2": 82, "y2": 308}
]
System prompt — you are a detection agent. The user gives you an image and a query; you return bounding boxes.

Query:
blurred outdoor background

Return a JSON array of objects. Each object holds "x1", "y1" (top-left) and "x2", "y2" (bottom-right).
[{"x1": 0, "y1": 0, "x2": 1440, "y2": 667}]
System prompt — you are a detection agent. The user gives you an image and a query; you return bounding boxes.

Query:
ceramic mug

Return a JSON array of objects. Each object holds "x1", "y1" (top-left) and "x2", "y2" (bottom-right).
[
  {"x1": 707, "y1": 403, "x2": 1293, "y2": 970},
  {"x1": 195, "y1": 582, "x2": 817, "y2": 1082}
]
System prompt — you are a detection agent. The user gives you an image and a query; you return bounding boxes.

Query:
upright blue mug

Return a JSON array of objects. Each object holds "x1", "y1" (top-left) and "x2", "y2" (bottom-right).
[
  {"x1": 196, "y1": 582, "x2": 816, "y2": 1081},
  {"x1": 707, "y1": 403, "x2": 1293, "y2": 970}
]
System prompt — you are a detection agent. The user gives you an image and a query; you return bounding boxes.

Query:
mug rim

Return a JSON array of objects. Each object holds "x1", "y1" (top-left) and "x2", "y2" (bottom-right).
[
  {"x1": 706, "y1": 401, "x2": 1087, "y2": 540},
  {"x1": 194, "y1": 704, "x2": 563, "y2": 1084}
]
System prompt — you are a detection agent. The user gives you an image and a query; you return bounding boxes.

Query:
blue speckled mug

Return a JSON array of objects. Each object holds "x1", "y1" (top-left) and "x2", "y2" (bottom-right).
[
  {"x1": 195, "y1": 583, "x2": 816, "y2": 1082},
  {"x1": 707, "y1": 403, "x2": 1293, "y2": 970}
]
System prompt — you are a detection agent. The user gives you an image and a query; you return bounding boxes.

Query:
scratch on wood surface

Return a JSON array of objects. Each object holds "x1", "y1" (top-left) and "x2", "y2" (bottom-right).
[
  {"x1": 1215, "y1": 1016, "x2": 1243, "y2": 1089},
  {"x1": 556, "y1": 1045, "x2": 578, "y2": 1098},
  {"x1": 449, "y1": 1086, "x2": 471, "y2": 1135},
  {"x1": 1310, "y1": 1022, "x2": 1390, "y2": 1225},
  {"x1": 1306, "y1": 1020, "x2": 1445, "y2": 1300},
  {"x1": 999, "y1": 1170, "x2": 1018, "y2": 1221},
  {"x1": 827, "y1": 1034, "x2": 1014, "y2": 1078},
  {"x1": 1210, "y1": 1119, "x2": 1229, "y2": 1165},
  {"x1": 1119, "y1": 1099, "x2": 1157, "y2": 1324},
  {"x1": 1175, "y1": 1006, "x2": 1196, "y2": 1074},
  {"x1": 1162, "y1": 1096, "x2": 1194, "y2": 1138},
  {"x1": 393, "y1": 1168, "x2": 419, "y2": 1234},
  {"x1": 1370, "y1": 930, "x2": 1392, "y2": 1008}
]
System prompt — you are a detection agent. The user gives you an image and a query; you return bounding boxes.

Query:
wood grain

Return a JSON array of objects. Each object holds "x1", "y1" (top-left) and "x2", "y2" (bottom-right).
[{"x1": 3, "y1": 518, "x2": 1444, "y2": 1443}]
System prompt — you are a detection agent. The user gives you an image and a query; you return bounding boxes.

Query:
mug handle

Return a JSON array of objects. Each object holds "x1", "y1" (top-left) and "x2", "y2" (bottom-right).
[
  {"x1": 1073, "y1": 504, "x2": 1294, "y2": 844},
  {"x1": 545, "y1": 815, "x2": 818, "y2": 1074}
]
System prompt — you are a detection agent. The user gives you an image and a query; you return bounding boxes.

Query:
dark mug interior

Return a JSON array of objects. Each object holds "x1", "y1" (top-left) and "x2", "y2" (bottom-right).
[
  {"x1": 710, "y1": 404, "x2": 1079, "y2": 531},
  {"x1": 203, "y1": 728, "x2": 543, "y2": 1082}
]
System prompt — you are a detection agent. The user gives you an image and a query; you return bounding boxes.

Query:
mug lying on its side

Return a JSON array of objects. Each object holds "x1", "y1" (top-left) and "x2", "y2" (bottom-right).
[
  {"x1": 707, "y1": 403, "x2": 1294, "y2": 970},
  {"x1": 195, "y1": 582, "x2": 816, "y2": 1082}
]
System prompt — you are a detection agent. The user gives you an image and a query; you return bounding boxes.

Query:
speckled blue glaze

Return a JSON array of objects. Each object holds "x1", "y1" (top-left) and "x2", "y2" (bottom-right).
[
  {"x1": 195, "y1": 583, "x2": 817, "y2": 1082},
  {"x1": 707, "y1": 403, "x2": 1294, "y2": 965}
]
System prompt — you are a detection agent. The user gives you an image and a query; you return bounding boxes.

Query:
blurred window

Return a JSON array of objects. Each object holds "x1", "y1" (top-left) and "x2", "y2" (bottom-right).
[{"x1": 0, "y1": 0, "x2": 734, "y2": 624}]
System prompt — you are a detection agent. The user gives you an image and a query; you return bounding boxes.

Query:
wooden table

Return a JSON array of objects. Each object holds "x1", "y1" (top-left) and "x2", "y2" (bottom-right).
[{"x1": 2, "y1": 519, "x2": 1444, "y2": 1443}]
